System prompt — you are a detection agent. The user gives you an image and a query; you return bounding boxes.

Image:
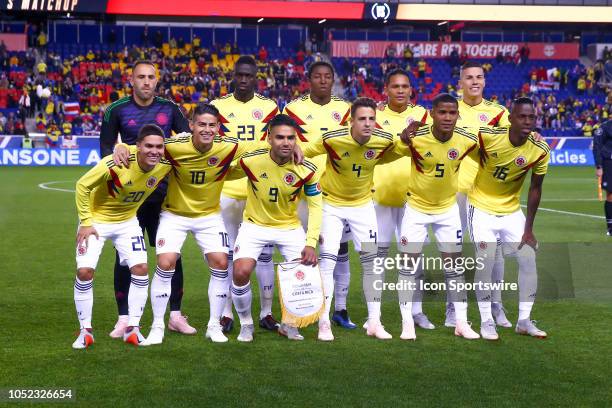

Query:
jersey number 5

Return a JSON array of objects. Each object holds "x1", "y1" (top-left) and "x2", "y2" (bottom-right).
[{"x1": 434, "y1": 163, "x2": 445, "y2": 178}]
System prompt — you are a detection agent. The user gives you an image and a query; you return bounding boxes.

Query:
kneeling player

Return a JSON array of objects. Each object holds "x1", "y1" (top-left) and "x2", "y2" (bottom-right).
[
  {"x1": 228, "y1": 114, "x2": 322, "y2": 342},
  {"x1": 72, "y1": 125, "x2": 171, "y2": 348},
  {"x1": 468, "y1": 97, "x2": 549, "y2": 340}
]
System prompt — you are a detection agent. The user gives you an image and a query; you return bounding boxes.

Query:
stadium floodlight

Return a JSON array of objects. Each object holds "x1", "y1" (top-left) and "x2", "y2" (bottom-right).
[
  {"x1": 318, "y1": 19, "x2": 327, "y2": 24},
  {"x1": 257, "y1": 18, "x2": 264, "y2": 23}
]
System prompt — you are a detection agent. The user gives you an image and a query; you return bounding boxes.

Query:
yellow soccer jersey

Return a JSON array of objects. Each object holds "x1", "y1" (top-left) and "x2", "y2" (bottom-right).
[
  {"x1": 469, "y1": 127, "x2": 550, "y2": 215},
  {"x1": 162, "y1": 134, "x2": 263, "y2": 218},
  {"x1": 211, "y1": 93, "x2": 279, "y2": 200},
  {"x1": 228, "y1": 149, "x2": 323, "y2": 247},
  {"x1": 76, "y1": 150, "x2": 172, "y2": 226},
  {"x1": 373, "y1": 104, "x2": 431, "y2": 207},
  {"x1": 407, "y1": 125, "x2": 478, "y2": 214},
  {"x1": 457, "y1": 98, "x2": 510, "y2": 194},
  {"x1": 303, "y1": 127, "x2": 405, "y2": 207}
]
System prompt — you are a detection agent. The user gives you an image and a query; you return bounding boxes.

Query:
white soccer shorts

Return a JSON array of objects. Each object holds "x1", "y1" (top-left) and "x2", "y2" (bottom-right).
[
  {"x1": 233, "y1": 222, "x2": 305, "y2": 262},
  {"x1": 299, "y1": 198, "x2": 352, "y2": 244},
  {"x1": 399, "y1": 203, "x2": 463, "y2": 254},
  {"x1": 155, "y1": 211, "x2": 229, "y2": 255},
  {"x1": 75, "y1": 217, "x2": 147, "y2": 269},
  {"x1": 319, "y1": 201, "x2": 378, "y2": 254},
  {"x1": 467, "y1": 203, "x2": 527, "y2": 257}
]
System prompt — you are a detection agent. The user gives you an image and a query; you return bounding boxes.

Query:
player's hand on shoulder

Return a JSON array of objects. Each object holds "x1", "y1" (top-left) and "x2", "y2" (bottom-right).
[
  {"x1": 300, "y1": 246, "x2": 317, "y2": 266},
  {"x1": 77, "y1": 226, "x2": 99, "y2": 248},
  {"x1": 518, "y1": 230, "x2": 538, "y2": 251},
  {"x1": 112, "y1": 143, "x2": 131, "y2": 168},
  {"x1": 400, "y1": 121, "x2": 424, "y2": 145},
  {"x1": 377, "y1": 102, "x2": 386, "y2": 112},
  {"x1": 293, "y1": 144, "x2": 304, "y2": 164}
]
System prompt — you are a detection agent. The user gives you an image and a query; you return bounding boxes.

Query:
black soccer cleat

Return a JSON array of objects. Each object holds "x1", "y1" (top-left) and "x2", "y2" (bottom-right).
[
  {"x1": 259, "y1": 314, "x2": 280, "y2": 331},
  {"x1": 220, "y1": 316, "x2": 234, "y2": 333}
]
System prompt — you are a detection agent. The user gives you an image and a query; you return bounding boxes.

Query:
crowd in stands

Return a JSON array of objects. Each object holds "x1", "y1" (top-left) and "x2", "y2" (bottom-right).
[{"x1": 1, "y1": 24, "x2": 611, "y2": 143}]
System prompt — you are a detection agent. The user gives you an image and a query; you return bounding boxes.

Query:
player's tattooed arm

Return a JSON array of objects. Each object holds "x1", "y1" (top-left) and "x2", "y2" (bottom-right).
[{"x1": 519, "y1": 173, "x2": 545, "y2": 251}]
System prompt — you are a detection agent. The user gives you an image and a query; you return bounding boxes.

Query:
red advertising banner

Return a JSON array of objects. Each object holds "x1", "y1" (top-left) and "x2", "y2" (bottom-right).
[
  {"x1": 106, "y1": 0, "x2": 364, "y2": 19},
  {"x1": 0, "y1": 34, "x2": 26, "y2": 52},
  {"x1": 332, "y1": 41, "x2": 579, "y2": 60}
]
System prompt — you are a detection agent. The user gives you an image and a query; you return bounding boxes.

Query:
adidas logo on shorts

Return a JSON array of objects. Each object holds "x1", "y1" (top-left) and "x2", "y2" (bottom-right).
[
  {"x1": 425, "y1": 152, "x2": 433, "y2": 157},
  {"x1": 343, "y1": 152, "x2": 350, "y2": 157},
  {"x1": 307, "y1": 115, "x2": 313, "y2": 120},
  {"x1": 228, "y1": 113, "x2": 235, "y2": 118}
]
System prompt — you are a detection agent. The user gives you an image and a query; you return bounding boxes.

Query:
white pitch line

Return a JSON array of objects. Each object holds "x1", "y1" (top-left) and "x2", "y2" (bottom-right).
[
  {"x1": 38, "y1": 181, "x2": 75, "y2": 193},
  {"x1": 521, "y1": 204, "x2": 604, "y2": 220},
  {"x1": 522, "y1": 198, "x2": 600, "y2": 202}
]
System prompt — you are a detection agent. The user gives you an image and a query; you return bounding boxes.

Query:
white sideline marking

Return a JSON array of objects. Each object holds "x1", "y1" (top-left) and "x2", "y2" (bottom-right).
[
  {"x1": 38, "y1": 181, "x2": 75, "y2": 193},
  {"x1": 525, "y1": 198, "x2": 599, "y2": 202},
  {"x1": 521, "y1": 204, "x2": 604, "y2": 220}
]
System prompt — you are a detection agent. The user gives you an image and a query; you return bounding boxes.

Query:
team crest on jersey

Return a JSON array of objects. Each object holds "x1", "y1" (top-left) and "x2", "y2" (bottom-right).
[
  {"x1": 252, "y1": 109, "x2": 263, "y2": 120},
  {"x1": 400, "y1": 236, "x2": 408, "y2": 246},
  {"x1": 284, "y1": 173, "x2": 296, "y2": 185},
  {"x1": 515, "y1": 156, "x2": 527, "y2": 167},
  {"x1": 77, "y1": 246, "x2": 87, "y2": 256},
  {"x1": 479, "y1": 241, "x2": 488, "y2": 250},
  {"x1": 364, "y1": 149, "x2": 376, "y2": 160},
  {"x1": 156, "y1": 112, "x2": 169, "y2": 126},
  {"x1": 208, "y1": 156, "x2": 219, "y2": 166},
  {"x1": 295, "y1": 270, "x2": 305, "y2": 281},
  {"x1": 332, "y1": 111, "x2": 342, "y2": 122},
  {"x1": 479, "y1": 113, "x2": 489, "y2": 123},
  {"x1": 146, "y1": 176, "x2": 158, "y2": 188},
  {"x1": 157, "y1": 238, "x2": 165, "y2": 247},
  {"x1": 447, "y1": 148, "x2": 459, "y2": 160}
]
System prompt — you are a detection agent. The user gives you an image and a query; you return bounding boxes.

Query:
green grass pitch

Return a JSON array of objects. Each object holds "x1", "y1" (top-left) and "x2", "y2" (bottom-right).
[{"x1": 1, "y1": 166, "x2": 611, "y2": 407}]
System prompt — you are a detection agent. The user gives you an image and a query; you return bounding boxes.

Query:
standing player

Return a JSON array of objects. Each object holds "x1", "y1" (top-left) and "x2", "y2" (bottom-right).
[
  {"x1": 211, "y1": 56, "x2": 280, "y2": 333},
  {"x1": 112, "y1": 104, "x2": 265, "y2": 344},
  {"x1": 72, "y1": 125, "x2": 171, "y2": 349},
  {"x1": 453, "y1": 61, "x2": 512, "y2": 329},
  {"x1": 227, "y1": 114, "x2": 322, "y2": 342},
  {"x1": 304, "y1": 97, "x2": 408, "y2": 341},
  {"x1": 100, "y1": 60, "x2": 194, "y2": 337},
  {"x1": 594, "y1": 119, "x2": 612, "y2": 235},
  {"x1": 397, "y1": 94, "x2": 481, "y2": 341},
  {"x1": 282, "y1": 61, "x2": 356, "y2": 329},
  {"x1": 468, "y1": 97, "x2": 550, "y2": 340},
  {"x1": 373, "y1": 68, "x2": 435, "y2": 330}
]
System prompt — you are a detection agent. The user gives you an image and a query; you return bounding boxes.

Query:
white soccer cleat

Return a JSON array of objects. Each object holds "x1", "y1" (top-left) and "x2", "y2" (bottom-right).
[
  {"x1": 413, "y1": 313, "x2": 436, "y2": 330},
  {"x1": 278, "y1": 323, "x2": 304, "y2": 341},
  {"x1": 492, "y1": 304, "x2": 513, "y2": 328},
  {"x1": 109, "y1": 315, "x2": 128, "y2": 338},
  {"x1": 144, "y1": 325, "x2": 165, "y2": 345},
  {"x1": 72, "y1": 328, "x2": 94, "y2": 349},
  {"x1": 515, "y1": 319, "x2": 547, "y2": 339},
  {"x1": 123, "y1": 326, "x2": 149, "y2": 346},
  {"x1": 480, "y1": 319, "x2": 499, "y2": 341},
  {"x1": 237, "y1": 324, "x2": 254, "y2": 342},
  {"x1": 168, "y1": 314, "x2": 197, "y2": 335},
  {"x1": 366, "y1": 320, "x2": 393, "y2": 340},
  {"x1": 400, "y1": 320, "x2": 416, "y2": 341},
  {"x1": 454, "y1": 320, "x2": 480, "y2": 340},
  {"x1": 205, "y1": 323, "x2": 229, "y2": 343},
  {"x1": 318, "y1": 321, "x2": 334, "y2": 342}
]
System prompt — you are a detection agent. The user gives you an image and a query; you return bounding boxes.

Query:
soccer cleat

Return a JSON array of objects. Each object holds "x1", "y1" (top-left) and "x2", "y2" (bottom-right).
[
  {"x1": 168, "y1": 314, "x2": 197, "y2": 335},
  {"x1": 454, "y1": 321, "x2": 480, "y2": 340},
  {"x1": 278, "y1": 323, "x2": 304, "y2": 341},
  {"x1": 413, "y1": 313, "x2": 435, "y2": 330},
  {"x1": 109, "y1": 315, "x2": 128, "y2": 338},
  {"x1": 332, "y1": 309, "x2": 357, "y2": 329},
  {"x1": 492, "y1": 303, "x2": 513, "y2": 328},
  {"x1": 205, "y1": 323, "x2": 229, "y2": 343},
  {"x1": 444, "y1": 303, "x2": 456, "y2": 328},
  {"x1": 220, "y1": 316, "x2": 234, "y2": 333},
  {"x1": 515, "y1": 319, "x2": 547, "y2": 339},
  {"x1": 259, "y1": 314, "x2": 280, "y2": 331},
  {"x1": 237, "y1": 324, "x2": 254, "y2": 342},
  {"x1": 123, "y1": 326, "x2": 149, "y2": 346},
  {"x1": 480, "y1": 319, "x2": 499, "y2": 341},
  {"x1": 318, "y1": 321, "x2": 335, "y2": 341},
  {"x1": 72, "y1": 328, "x2": 94, "y2": 349},
  {"x1": 144, "y1": 325, "x2": 165, "y2": 345},
  {"x1": 400, "y1": 320, "x2": 416, "y2": 341},
  {"x1": 366, "y1": 320, "x2": 393, "y2": 340}
]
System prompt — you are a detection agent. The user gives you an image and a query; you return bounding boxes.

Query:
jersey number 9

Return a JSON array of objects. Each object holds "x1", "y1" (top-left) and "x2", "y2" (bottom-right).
[{"x1": 269, "y1": 187, "x2": 279, "y2": 202}]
